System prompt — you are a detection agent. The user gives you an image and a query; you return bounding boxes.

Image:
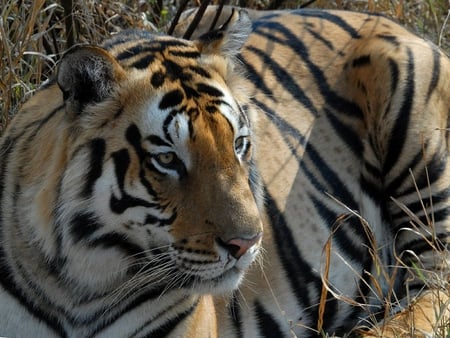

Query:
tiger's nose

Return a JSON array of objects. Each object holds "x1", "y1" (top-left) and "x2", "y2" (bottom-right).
[{"x1": 217, "y1": 232, "x2": 262, "y2": 259}]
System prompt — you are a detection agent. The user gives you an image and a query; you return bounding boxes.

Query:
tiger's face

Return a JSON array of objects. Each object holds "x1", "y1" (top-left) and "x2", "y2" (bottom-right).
[{"x1": 54, "y1": 28, "x2": 262, "y2": 296}]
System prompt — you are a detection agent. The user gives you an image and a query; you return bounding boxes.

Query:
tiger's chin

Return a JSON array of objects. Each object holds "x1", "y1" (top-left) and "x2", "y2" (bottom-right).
[
  {"x1": 179, "y1": 250, "x2": 260, "y2": 295},
  {"x1": 187, "y1": 266, "x2": 248, "y2": 295}
]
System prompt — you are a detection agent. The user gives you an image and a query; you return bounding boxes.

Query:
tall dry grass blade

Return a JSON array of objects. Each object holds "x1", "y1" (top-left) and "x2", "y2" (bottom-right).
[{"x1": 317, "y1": 235, "x2": 331, "y2": 333}]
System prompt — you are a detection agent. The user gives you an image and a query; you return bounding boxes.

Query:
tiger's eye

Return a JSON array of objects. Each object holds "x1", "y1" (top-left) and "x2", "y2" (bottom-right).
[
  {"x1": 235, "y1": 137, "x2": 244, "y2": 152},
  {"x1": 156, "y1": 152, "x2": 175, "y2": 165},
  {"x1": 235, "y1": 136, "x2": 249, "y2": 154}
]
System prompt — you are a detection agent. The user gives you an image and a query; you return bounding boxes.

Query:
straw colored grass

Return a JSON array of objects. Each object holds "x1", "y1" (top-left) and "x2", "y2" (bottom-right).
[{"x1": 1, "y1": 0, "x2": 449, "y2": 132}]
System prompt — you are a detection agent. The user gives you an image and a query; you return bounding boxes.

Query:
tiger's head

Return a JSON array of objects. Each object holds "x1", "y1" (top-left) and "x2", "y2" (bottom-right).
[{"x1": 50, "y1": 10, "x2": 262, "y2": 296}]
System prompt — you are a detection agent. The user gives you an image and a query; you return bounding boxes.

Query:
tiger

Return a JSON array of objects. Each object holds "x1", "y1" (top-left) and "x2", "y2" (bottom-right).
[
  {"x1": 172, "y1": 5, "x2": 450, "y2": 337},
  {"x1": 0, "y1": 11, "x2": 263, "y2": 337},
  {"x1": 1, "y1": 5, "x2": 449, "y2": 338}
]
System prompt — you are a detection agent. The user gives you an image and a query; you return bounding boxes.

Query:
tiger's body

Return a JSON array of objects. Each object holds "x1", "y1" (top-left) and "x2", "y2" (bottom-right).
[
  {"x1": 1, "y1": 5, "x2": 449, "y2": 338},
  {"x1": 180, "y1": 7, "x2": 450, "y2": 337}
]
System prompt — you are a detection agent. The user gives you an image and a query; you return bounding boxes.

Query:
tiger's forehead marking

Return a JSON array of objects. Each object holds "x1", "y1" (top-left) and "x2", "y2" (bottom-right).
[
  {"x1": 105, "y1": 33, "x2": 245, "y2": 122},
  {"x1": 108, "y1": 35, "x2": 198, "y2": 68},
  {"x1": 107, "y1": 35, "x2": 211, "y2": 87},
  {"x1": 108, "y1": 33, "x2": 249, "y2": 164},
  {"x1": 138, "y1": 83, "x2": 246, "y2": 175},
  {"x1": 143, "y1": 88, "x2": 245, "y2": 143}
]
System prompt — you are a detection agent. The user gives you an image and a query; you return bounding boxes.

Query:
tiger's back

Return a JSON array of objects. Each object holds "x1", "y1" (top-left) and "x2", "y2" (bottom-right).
[
  {"x1": 243, "y1": 9, "x2": 450, "y2": 336},
  {"x1": 175, "y1": 7, "x2": 450, "y2": 336}
]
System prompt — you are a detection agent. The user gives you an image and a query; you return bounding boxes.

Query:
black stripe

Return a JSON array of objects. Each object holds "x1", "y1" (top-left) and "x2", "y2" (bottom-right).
[
  {"x1": 115, "y1": 41, "x2": 191, "y2": 61},
  {"x1": 364, "y1": 158, "x2": 382, "y2": 179},
  {"x1": 383, "y1": 48, "x2": 415, "y2": 176},
  {"x1": 393, "y1": 207, "x2": 450, "y2": 235},
  {"x1": 110, "y1": 149, "x2": 157, "y2": 214},
  {"x1": 0, "y1": 253, "x2": 67, "y2": 336},
  {"x1": 228, "y1": 294, "x2": 244, "y2": 338},
  {"x1": 125, "y1": 125, "x2": 160, "y2": 198},
  {"x1": 196, "y1": 83, "x2": 223, "y2": 97},
  {"x1": 159, "y1": 89, "x2": 184, "y2": 110},
  {"x1": 304, "y1": 26, "x2": 335, "y2": 51},
  {"x1": 239, "y1": 57, "x2": 275, "y2": 101},
  {"x1": 324, "y1": 107, "x2": 363, "y2": 156},
  {"x1": 426, "y1": 46, "x2": 441, "y2": 102},
  {"x1": 310, "y1": 195, "x2": 368, "y2": 261},
  {"x1": 342, "y1": 255, "x2": 377, "y2": 333},
  {"x1": 209, "y1": 99, "x2": 232, "y2": 110},
  {"x1": 245, "y1": 44, "x2": 319, "y2": 117},
  {"x1": 162, "y1": 110, "x2": 178, "y2": 144},
  {"x1": 396, "y1": 232, "x2": 449, "y2": 257},
  {"x1": 254, "y1": 300, "x2": 287, "y2": 338},
  {"x1": 388, "y1": 57, "x2": 400, "y2": 97},
  {"x1": 252, "y1": 98, "x2": 307, "y2": 146},
  {"x1": 352, "y1": 54, "x2": 371, "y2": 68},
  {"x1": 391, "y1": 186, "x2": 450, "y2": 220},
  {"x1": 250, "y1": 22, "x2": 363, "y2": 118},
  {"x1": 391, "y1": 145, "x2": 446, "y2": 199},
  {"x1": 135, "y1": 298, "x2": 199, "y2": 338},
  {"x1": 303, "y1": 141, "x2": 358, "y2": 209},
  {"x1": 131, "y1": 55, "x2": 156, "y2": 69},
  {"x1": 254, "y1": 98, "x2": 357, "y2": 207},
  {"x1": 253, "y1": 9, "x2": 362, "y2": 39},
  {"x1": 0, "y1": 136, "x2": 66, "y2": 335},
  {"x1": 296, "y1": 9, "x2": 362, "y2": 38},
  {"x1": 385, "y1": 149, "x2": 423, "y2": 196},
  {"x1": 89, "y1": 286, "x2": 179, "y2": 336},
  {"x1": 82, "y1": 138, "x2": 106, "y2": 197},
  {"x1": 376, "y1": 34, "x2": 400, "y2": 47},
  {"x1": 102, "y1": 30, "x2": 154, "y2": 49},
  {"x1": 126, "y1": 124, "x2": 147, "y2": 160},
  {"x1": 180, "y1": 83, "x2": 198, "y2": 100},
  {"x1": 188, "y1": 66, "x2": 211, "y2": 78},
  {"x1": 17, "y1": 103, "x2": 63, "y2": 141},
  {"x1": 151, "y1": 71, "x2": 165, "y2": 88},
  {"x1": 360, "y1": 173, "x2": 383, "y2": 202},
  {"x1": 145, "y1": 211, "x2": 177, "y2": 227},
  {"x1": 205, "y1": 105, "x2": 217, "y2": 114},
  {"x1": 88, "y1": 232, "x2": 144, "y2": 257},
  {"x1": 163, "y1": 59, "x2": 192, "y2": 83},
  {"x1": 70, "y1": 212, "x2": 102, "y2": 243},
  {"x1": 264, "y1": 190, "x2": 321, "y2": 316},
  {"x1": 168, "y1": 50, "x2": 200, "y2": 58},
  {"x1": 318, "y1": 295, "x2": 340, "y2": 335},
  {"x1": 147, "y1": 135, "x2": 171, "y2": 147},
  {"x1": 413, "y1": 147, "x2": 447, "y2": 189}
]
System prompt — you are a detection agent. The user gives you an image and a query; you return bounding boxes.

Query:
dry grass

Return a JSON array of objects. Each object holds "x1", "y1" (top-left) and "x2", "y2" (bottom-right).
[
  {"x1": 320, "y1": 193, "x2": 450, "y2": 337},
  {"x1": 1, "y1": 1, "x2": 449, "y2": 337},
  {"x1": 0, "y1": 0, "x2": 162, "y2": 132},
  {"x1": 1, "y1": 0, "x2": 449, "y2": 132}
]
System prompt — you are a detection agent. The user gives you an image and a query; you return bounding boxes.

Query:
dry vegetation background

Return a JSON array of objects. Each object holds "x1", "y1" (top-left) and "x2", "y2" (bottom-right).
[{"x1": 1, "y1": 0, "x2": 449, "y2": 133}]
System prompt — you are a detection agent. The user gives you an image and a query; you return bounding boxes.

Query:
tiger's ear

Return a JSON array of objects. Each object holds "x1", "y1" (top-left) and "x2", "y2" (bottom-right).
[
  {"x1": 194, "y1": 9, "x2": 251, "y2": 58},
  {"x1": 57, "y1": 45, "x2": 125, "y2": 116}
]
